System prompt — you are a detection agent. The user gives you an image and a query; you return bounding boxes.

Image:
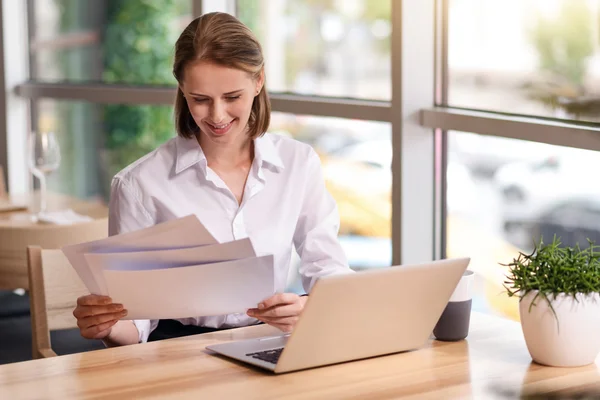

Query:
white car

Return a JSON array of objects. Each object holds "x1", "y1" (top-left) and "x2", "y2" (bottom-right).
[{"x1": 329, "y1": 139, "x2": 478, "y2": 216}]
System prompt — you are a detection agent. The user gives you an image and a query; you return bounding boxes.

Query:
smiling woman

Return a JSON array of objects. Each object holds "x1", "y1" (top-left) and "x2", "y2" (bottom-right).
[
  {"x1": 179, "y1": 62, "x2": 263, "y2": 144},
  {"x1": 172, "y1": 14, "x2": 269, "y2": 143},
  {"x1": 71, "y1": 12, "x2": 354, "y2": 347}
]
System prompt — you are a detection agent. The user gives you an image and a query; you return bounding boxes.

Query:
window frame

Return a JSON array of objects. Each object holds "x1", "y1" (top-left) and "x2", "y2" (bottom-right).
[{"x1": 1, "y1": 0, "x2": 31, "y2": 194}]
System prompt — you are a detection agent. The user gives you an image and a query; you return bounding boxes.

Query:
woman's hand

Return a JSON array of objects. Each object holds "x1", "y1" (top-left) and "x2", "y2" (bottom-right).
[
  {"x1": 73, "y1": 295, "x2": 128, "y2": 340},
  {"x1": 246, "y1": 293, "x2": 308, "y2": 333}
]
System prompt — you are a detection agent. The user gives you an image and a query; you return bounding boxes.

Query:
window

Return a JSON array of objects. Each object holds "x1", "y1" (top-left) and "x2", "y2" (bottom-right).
[
  {"x1": 448, "y1": 0, "x2": 600, "y2": 123},
  {"x1": 33, "y1": 0, "x2": 192, "y2": 84},
  {"x1": 447, "y1": 130, "x2": 600, "y2": 318},
  {"x1": 39, "y1": 100, "x2": 175, "y2": 201},
  {"x1": 271, "y1": 112, "x2": 391, "y2": 252},
  {"x1": 237, "y1": 0, "x2": 391, "y2": 100},
  {"x1": 270, "y1": 113, "x2": 391, "y2": 291}
]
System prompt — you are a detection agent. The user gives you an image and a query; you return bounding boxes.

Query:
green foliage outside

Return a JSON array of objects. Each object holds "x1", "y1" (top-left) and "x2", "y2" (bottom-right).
[
  {"x1": 237, "y1": 0, "x2": 390, "y2": 91},
  {"x1": 53, "y1": 0, "x2": 188, "y2": 199},
  {"x1": 530, "y1": 0, "x2": 594, "y2": 88},
  {"x1": 101, "y1": 0, "x2": 184, "y2": 197},
  {"x1": 527, "y1": 0, "x2": 598, "y2": 119}
]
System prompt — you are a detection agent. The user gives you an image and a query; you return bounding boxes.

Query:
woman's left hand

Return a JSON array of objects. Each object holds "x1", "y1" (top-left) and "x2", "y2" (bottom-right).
[{"x1": 247, "y1": 293, "x2": 308, "y2": 333}]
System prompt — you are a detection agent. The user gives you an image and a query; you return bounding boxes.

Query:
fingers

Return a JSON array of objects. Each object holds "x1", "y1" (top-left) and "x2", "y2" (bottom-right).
[
  {"x1": 77, "y1": 310, "x2": 127, "y2": 340},
  {"x1": 247, "y1": 302, "x2": 302, "y2": 319},
  {"x1": 73, "y1": 303, "x2": 124, "y2": 319},
  {"x1": 247, "y1": 293, "x2": 306, "y2": 333},
  {"x1": 73, "y1": 295, "x2": 127, "y2": 340},
  {"x1": 258, "y1": 293, "x2": 299, "y2": 310},
  {"x1": 77, "y1": 310, "x2": 128, "y2": 330},
  {"x1": 77, "y1": 295, "x2": 112, "y2": 307}
]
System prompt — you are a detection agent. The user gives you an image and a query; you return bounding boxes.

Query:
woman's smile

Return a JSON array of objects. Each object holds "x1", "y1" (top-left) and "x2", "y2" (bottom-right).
[{"x1": 204, "y1": 119, "x2": 236, "y2": 135}]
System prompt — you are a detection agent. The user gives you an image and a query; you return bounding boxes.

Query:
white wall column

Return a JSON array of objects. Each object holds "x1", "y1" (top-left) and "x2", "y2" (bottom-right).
[
  {"x1": 201, "y1": 0, "x2": 236, "y2": 15},
  {"x1": 1, "y1": 0, "x2": 30, "y2": 194},
  {"x1": 391, "y1": 0, "x2": 437, "y2": 265}
]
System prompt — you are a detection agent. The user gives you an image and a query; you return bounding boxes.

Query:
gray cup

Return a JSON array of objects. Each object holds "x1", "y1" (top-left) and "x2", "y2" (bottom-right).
[{"x1": 433, "y1": 270, "x2": 474, "y2": 341}]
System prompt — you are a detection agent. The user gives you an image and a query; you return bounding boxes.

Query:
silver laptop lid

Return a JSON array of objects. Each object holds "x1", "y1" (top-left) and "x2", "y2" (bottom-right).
[{"x1": 274, "y1": 257, "x2": 470, "y2": 373}]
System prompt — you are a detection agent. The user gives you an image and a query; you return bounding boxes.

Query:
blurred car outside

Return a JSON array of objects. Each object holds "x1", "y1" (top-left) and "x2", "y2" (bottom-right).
[
  {"x1": 449, "y1": 132, "x2": 558, "y2": 178},
  {"x1": 494, "y1": 148, "x2": 600, "y2": 249}
]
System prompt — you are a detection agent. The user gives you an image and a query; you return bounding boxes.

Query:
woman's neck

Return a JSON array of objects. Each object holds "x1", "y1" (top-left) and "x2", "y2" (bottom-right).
[{"x1": 197, "y1": 134, "x2": 253, "y2": 169}]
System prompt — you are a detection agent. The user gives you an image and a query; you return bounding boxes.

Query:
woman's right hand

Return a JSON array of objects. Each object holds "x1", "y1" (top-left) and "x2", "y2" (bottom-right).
[{"x1": 73, "y1": 295, "x2": 128, "y2": 340}]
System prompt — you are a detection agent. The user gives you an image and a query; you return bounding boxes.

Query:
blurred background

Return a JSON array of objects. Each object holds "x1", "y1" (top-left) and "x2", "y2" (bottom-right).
[{"x1": 21, "y1": 0, "x2": 600, "y2": 321}]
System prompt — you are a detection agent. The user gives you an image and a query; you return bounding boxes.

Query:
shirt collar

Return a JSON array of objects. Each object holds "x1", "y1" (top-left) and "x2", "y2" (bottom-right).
[
  {"x1": 254, "y1": 134, "x2": 285, "y2": 171},
  {"x1": 175, "y1": 136, "x2": 207, "y2": 174},
  {"x1": 174, "y1": 134, "x2": 285, "y2": 175}
]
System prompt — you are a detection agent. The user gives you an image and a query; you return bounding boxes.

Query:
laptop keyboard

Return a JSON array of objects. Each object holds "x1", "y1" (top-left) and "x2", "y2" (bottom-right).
[{"x1": 246, "y1": 348, "x2": 284, "y2": 364}]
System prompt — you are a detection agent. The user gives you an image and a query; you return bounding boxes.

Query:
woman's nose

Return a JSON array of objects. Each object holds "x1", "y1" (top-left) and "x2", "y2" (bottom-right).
[{"x1": 209, "y1": 101, "x2": 226, "y2": 123}]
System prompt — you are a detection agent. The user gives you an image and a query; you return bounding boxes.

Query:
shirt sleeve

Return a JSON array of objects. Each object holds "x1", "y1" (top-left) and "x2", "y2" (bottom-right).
[
  {"x1": 108, "y1": 177, "x2": 157, "y2": 343},
  {"x1": 293, "y1": 149, "x2": 354, "y2": 292}
]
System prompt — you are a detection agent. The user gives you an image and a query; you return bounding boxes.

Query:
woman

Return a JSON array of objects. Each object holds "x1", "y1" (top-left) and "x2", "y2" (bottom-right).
[{"x1": 73, "y1": 12, "x2": 351, "y2": 346}]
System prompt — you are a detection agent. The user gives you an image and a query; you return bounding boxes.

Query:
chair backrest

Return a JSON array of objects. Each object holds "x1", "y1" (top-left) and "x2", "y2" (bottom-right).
[
  {"x1": 27, "y1": 246, "x2": 91, "y2": 359},
  {"x1": 0, "y1": 218, "x2": 108, "y2": 290},
  {"x1": 0, "y1": 165, "x2": 6, "y2": 198}
]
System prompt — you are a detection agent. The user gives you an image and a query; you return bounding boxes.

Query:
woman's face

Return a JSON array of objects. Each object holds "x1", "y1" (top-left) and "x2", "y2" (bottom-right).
[{"x1": 181, "y1": 61, "x2": 263, "y2": 147}]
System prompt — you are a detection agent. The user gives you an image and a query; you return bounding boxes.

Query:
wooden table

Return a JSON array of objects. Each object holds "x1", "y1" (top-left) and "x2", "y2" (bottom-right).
[
  {"x1": 0, "y1": 191, "x2": 108, "y2": 289},
  {"x1": 0, "y1": 191, "x2": 108, "y2": 225},
  {"x1": 1, "y1": 313, "x2": 598, "y2": 399}
]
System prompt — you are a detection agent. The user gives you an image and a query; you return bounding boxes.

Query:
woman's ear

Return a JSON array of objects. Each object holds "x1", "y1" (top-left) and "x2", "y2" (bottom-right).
[
  {"x1": 178, "y1": 85, "x2": 188, "y2": 104},
  {"x1": 255, "y1": 70, "x2": 265, "y2": 95}
]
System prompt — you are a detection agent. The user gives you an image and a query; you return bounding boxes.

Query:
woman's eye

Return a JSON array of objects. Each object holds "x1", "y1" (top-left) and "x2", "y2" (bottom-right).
[
  {"x1": 226, "y1": 96, "x2": 241, "y2": 101},
  {"x1": 193, "y1": 98, "x2": 208, "y2": 103}
]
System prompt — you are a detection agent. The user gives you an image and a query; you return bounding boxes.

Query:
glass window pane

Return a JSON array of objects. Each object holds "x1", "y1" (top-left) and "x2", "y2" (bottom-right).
[
  {"x1": 270, "y1": 113, "x2": 391, "y2": 291},
  {"x1": 448, "y1": 0, "x2": 600, "y2": 123},
  {"x1": 237, "y1": 0, "x2": 391, "y2": 100},
  {"x1": 38, "y1": 100, "x2": 175, "y2": 201},
  {"x1": 33, "y1": 0, "x2": 192, "y2": 84},
  {"x1": 447, "y1": 131, "x2": 600, "y2": 320}
]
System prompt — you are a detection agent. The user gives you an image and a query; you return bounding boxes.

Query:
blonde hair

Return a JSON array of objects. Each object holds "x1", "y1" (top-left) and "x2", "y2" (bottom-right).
[{"x1": 173, "y1": 12, "x2": 270, "y2": 139}]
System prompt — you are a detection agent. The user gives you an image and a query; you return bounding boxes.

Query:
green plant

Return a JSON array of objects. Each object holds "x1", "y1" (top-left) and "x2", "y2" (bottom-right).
[{"x1": 504, "y1": 236, "x2": 600, "y2": 314}]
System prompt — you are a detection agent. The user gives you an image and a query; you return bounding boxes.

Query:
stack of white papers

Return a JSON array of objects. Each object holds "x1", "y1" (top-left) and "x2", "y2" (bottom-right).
[{"x1": 62, "y1": 215, "x2": 275, "y2": 320}]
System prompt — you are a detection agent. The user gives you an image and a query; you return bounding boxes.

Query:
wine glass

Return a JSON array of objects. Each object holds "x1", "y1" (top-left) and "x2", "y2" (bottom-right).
[{"x1": 28, "y1": 132, "x2": 61, "y2": 219}]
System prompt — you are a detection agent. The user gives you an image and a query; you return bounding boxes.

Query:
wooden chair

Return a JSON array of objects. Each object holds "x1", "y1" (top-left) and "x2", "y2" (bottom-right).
[
  {"x1": 27, "y1": 246, "x2": 91, "y2": 358},
  {"x1": 0, "y1": 218, "x2": 108, "y2": 289}
]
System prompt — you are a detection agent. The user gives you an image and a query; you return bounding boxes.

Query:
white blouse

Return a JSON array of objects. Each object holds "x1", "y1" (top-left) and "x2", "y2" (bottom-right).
[{"x1": 108, "y1": 133, "x2": 352, "y2": 342}]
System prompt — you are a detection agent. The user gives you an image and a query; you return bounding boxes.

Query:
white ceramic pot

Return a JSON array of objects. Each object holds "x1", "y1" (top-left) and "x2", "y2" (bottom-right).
[{"x1": 519, "y1": 290, "x2": 600, "y2": 367}]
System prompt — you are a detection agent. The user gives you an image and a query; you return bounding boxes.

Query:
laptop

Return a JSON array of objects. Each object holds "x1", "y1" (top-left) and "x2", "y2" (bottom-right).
[{"x1": 206, "y1": 257, "x2": 471, "y2": 374}]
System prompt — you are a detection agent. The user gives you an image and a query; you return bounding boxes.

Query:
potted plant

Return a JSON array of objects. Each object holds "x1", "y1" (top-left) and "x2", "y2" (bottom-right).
[{"x1": 504, "y1": 236, "x2": 600, "y2": 367}]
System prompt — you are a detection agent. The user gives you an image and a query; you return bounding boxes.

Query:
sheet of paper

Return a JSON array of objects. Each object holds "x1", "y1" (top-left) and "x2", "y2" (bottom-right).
[
  {"x1": 103, "y1": 255, "x2": 275, "y2": 319},
  {"x1": 84, "y1": 238, "x2": 256, "y2": 295},
  {"x1": 62, "y1": 215, "x2": 217, "y2": 294}
]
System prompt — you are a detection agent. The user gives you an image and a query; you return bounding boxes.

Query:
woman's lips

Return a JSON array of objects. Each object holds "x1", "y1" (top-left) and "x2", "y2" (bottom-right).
[{"x1": 205, "y1": 120, "x2": 234, "y2": 135}]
